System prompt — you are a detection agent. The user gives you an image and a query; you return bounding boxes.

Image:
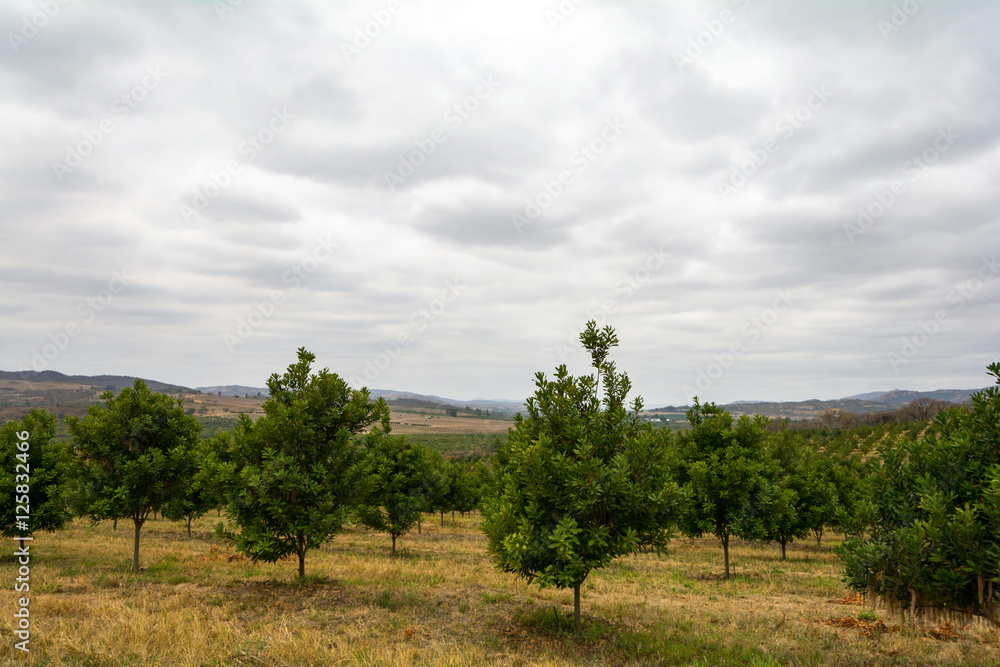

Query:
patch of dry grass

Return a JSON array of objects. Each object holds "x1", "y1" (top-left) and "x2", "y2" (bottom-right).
[{"x1": 2, "y1": 516, "x2": 998, "y2": 665}]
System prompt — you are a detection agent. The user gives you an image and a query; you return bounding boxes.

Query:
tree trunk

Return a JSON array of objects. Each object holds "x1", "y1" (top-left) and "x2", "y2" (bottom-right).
[
  {"x1": 440, "y1": 511, "x2": 445, "y2": 526},
  {"x1": 452, "y1": 510, "x2": 456, "y2": 524},
  {"x1": 131, "y1": 516, "x2": 144, "y2": 574},
  {"x1": 297, "y1": 534, "x2": 306, "y2": 579},
  {"x1": 417, "y1": 516, "x2": 422, "y2": 534},
  {"x1": 186, "y1": 515, "x2": 193, "y2": 538},
  {"x1": 574, "y1": 583, "x2": 581, "y2": 631},
  {"x1": 815, "y1": 528, "x2": 822, "y2": 549},
  {"x1": 113, "y1": 516, "x2": 117, "y2": 531},
  {"x1": 391, "y1": 534, "x2": 397, "y2": 555},
  {"x1": 722, "y1": 533, "x2": 730, "y2": 579},
  {"x1": 780, "y1": 540, "x2": 787, "y2": 561}
]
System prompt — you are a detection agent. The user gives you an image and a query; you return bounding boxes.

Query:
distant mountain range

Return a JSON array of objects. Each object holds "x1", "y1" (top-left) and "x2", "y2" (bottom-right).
[
  {"x1": 839, "y1": 388, "x2": 980, "y2": 405},
  {"x1": 687, "y1": 388, "x2": 985, "y2": 421},
  {"x1": 2, "y1": 370, "x2": 987, "y2": 421},
  {"x1": 193, "y1": 385, "x2": 525, "y2": 413}
]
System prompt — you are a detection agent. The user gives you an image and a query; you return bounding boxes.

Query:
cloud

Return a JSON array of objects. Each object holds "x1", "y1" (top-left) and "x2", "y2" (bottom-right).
[{"x1": 1, "y1": 0, "x2": 998, "y2": 404}]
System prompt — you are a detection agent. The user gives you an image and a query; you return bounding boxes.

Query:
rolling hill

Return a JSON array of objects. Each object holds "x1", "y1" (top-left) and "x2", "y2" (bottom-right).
[{"x1": 2, "y1": 369, "x2": 986, "y2": 424}]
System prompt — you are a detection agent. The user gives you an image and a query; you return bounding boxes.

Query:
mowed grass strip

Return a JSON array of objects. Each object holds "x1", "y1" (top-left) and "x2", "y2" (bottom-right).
[{"x1": 2, "y1": 515, "x2": 998, "y2": 666}]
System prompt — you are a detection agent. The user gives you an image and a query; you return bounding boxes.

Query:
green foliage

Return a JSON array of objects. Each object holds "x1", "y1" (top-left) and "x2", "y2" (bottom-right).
[
  {"x1": 225, "y1": 348, "x2": 386, "y2": 578},
  {"x1": 839, "y1": 361, "x2": 1000, "y2": 625},
  {"x1": 355, "y1": 430, "x2": 434, "y2": 553},
  {"x1": 195, "y1": 416, "x2": 240, "y2": 439},
  {"x1": 162, "y1": 437, "x2": 219, "y2": 537},
  {"x1": 669, "y1": 399, "x2": 775, "y2": 577},
  {"x1": 1, "y1": 409, "x2": 73, "y2": 536},
  {"x1": 421, "y1": 448, "x2": 450, "y2": 522},
  {"x1": 401, "y1": 432, "x2": 504, "y2": 458},
  {"x1": 447, "y1": 459, "x2": 481, "y2": 515},
  {"x1": 481, "y1": 322, "x2": 678, "y2": 628},
  {"x1": 763, "y1": 427, "x2": 841, "y2": 558},
  {"x1": 67, "y1": 380, "x2": 201, "y2": 572}
]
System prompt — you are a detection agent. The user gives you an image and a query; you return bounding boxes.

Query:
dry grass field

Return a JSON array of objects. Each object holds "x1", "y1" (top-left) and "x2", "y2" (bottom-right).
[{"x1": 3, "y1": 515, "x2": 998, "y2": 666}]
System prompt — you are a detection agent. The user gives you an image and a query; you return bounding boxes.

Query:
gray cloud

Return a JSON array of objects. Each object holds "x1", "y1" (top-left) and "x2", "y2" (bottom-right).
[{"x1": 1, "y1": 0, "x2": 998, "y2": 404}]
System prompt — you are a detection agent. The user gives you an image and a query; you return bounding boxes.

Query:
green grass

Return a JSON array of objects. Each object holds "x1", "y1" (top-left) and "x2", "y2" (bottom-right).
[
  {"x1": 194, "y1": 415, "x2": 239, "y2": 438},
  {"x1": 401, "y1": 432, "x2": 506, "y2": 457}
]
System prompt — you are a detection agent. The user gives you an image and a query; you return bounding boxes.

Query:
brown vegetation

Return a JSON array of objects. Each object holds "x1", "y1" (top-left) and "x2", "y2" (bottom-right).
[{"x1": 3, "y1": 515, "x2": 998, "y2": 665}]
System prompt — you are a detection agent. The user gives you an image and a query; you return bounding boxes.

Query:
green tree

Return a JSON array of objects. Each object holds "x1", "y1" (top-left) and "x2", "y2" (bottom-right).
[
  {"x1": 442, "y1": 459, "x2": 479, "y2": 522},
  {"x1": 670, "y1": 399, "x2": 775, "y2": 578},
  {"x1": 425, "y1": 451, "x2": 453, "y2": 526},
  {"x1": 355, "y1": 427, "x2": 434, "y2": 554},
  {"x1": 68, "y1": 380, "x2": 201, "y2": 573},
  {"x1": 162, "y1": 438, "x2": 217, "y2": 538},
  {"x1": 1, "y1": 409, "x2": 73, "y2": 537},
  {"x1": 764, "y1": 428, "x2": 839, "y2": 559},
  {"x1": 227, "y1": 348, "x2": 386, "y2": 579},
  {"x1": 481, "y1": 322, "x2": 679, "y2": 630},
  {"x1": 839, "y1": 362, "x2": 1000, "y2": 626},
  {"x1": 827, "y1": 452, "x2": 867, "y2": 543},
  {"x1": 197, "y1": 432, "x2": 236, "y2": 516}
]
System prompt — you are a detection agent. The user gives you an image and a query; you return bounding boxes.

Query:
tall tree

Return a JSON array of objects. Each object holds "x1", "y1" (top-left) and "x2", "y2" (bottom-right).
[
  {"x1": 226, "y1": 348, "x2": 385, "y2": 579},
  {"x1": 355, "y1": 427, "x2": 433, "y2": 554},
  {"x1": 68, "y1": 380, "x2": 201, "y2": 573},
  {"x1": 1, "y1": 409, "x2": 73, "y2": 537},
  {"x1": 482, "y1": 322, "x2": 679, "y2": 630},
  {"x1": 670, "y1": 399, "x2": 775, "y2": 578}
]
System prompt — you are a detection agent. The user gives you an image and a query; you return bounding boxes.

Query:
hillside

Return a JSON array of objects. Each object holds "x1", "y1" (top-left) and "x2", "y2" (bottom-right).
[
  {"x1": 0, "y1": 370, "x2": 196, "y2": 421},
  {"x1": 3, "y1": 369, "x2": 986, "y2": 425}
]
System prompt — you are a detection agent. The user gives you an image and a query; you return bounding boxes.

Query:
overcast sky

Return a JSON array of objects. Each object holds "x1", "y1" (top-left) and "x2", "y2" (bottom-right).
[{"x1": 1, "y1": 0, "x2": 998, "y2": 407}]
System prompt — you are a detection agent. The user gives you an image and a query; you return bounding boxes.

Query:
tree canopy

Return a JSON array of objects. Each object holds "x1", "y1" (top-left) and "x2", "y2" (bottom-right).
[
  {"x1": 481, "y1": 322, "x2": 679, "y2": 629},
  {"x1": 68, "y1": 379, "x2": 201, "y2": 572},
  {"x1": 355, "y1": 427, "x2": 434, "y2": 554},
  {"x1": 669, "y1": 399, "x2": 775, "y2": 578},
  {"x1": 839, "y1": 362, "x2": 1000, "y2": 626},
  {"x1": 1, "y1": 409, "x2": 73, "y2": 537},
  {"x1": 226, "y1": 347, "x2": 387, "y2": 578}
]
